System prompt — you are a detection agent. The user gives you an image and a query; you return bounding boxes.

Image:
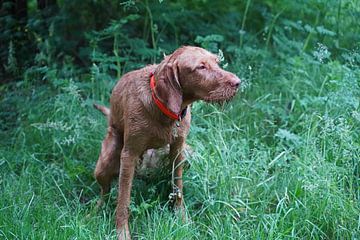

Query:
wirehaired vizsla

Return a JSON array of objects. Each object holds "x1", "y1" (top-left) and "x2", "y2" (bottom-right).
[{"x1": 94, "y1": 46, "x2": 240, "y2": 239}]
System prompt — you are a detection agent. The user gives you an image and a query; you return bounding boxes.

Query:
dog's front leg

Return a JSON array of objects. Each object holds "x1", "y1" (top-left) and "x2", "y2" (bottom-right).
[
  {"x1": 116, "y1": 147, "x2": 138, "y2": 240},
  {"x1": 170, "y1": 138, "x2": 186, "y2": 209}
]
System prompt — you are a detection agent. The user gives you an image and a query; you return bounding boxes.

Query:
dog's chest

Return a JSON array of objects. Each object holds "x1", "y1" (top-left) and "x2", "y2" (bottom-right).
[{"x1": 147, "y1": 125, "x2": 178, "y2": 149}]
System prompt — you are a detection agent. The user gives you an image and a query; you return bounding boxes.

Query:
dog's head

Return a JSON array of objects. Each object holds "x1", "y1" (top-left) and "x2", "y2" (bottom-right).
[{"x1": 154, "y1": 46, "x2": 241, "y2": 114}]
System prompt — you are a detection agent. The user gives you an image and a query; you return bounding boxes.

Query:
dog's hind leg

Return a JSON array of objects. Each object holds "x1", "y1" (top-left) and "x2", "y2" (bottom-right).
[{"x1": 94, "y1": 126, "x2": 123, "y2": 206}]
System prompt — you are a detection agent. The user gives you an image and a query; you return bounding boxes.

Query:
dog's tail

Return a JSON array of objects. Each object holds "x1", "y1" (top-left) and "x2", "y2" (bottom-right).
[{"x1": 93, "y1": 103, "x2": 110, "y2": 118}]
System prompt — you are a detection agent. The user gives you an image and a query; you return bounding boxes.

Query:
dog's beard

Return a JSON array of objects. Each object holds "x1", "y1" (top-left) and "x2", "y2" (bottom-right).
[{"x1": 203, "y1": 86, "x2": 238, "y2": 103}]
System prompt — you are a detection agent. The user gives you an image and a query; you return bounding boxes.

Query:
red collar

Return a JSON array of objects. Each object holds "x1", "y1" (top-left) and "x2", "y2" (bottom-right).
[{"x1": 150, "y1": 73, "x2": 187, "y2": 121}]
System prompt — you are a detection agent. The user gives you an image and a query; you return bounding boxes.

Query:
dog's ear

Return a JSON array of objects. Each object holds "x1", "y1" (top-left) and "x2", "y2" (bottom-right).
[{"x1": 154, "y1": 59, "x2": 182, "y2": 116}]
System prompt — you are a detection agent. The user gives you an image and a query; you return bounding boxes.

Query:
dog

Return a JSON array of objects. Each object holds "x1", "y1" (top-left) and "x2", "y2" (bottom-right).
[{"x1": 94, "y1": 46, "x2": 240, "y2": 239}]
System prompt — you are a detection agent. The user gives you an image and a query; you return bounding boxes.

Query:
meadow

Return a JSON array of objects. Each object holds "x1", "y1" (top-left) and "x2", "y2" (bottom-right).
[{"x1": 0, "y1": 0, "x2": 359, "y2": 239}]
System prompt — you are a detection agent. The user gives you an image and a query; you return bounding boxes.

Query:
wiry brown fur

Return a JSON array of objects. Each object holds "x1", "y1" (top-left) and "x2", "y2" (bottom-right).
[{"x1": 94, "y1": 46, "x2": 240, "y2": 239}]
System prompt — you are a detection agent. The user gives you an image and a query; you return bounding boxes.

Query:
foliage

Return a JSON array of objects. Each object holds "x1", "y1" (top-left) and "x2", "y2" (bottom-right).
[{"x1": 0, "y1": 0, "x2": 360, "y2": 239}]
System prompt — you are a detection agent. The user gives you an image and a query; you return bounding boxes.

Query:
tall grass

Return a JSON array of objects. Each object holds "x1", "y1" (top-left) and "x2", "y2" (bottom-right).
[{"x1": 1, "y1": 44, "x2": 359, "y2": 239}]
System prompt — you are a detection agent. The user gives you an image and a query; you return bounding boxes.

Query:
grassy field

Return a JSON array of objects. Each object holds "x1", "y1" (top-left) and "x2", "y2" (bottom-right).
[
  {"x1": 1, "y1": 46, "x2": 359, "y2": 239},
  {"x1": 1, "y1": 1, "x2": 360, "y2": 239}
]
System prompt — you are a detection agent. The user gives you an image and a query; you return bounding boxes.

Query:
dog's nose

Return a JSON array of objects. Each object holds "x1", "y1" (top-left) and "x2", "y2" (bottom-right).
[
  {"x1": 234, "y1": 80, "x2": 240, "y2": 88},
  {"x1": 229, "y1": 77, "x2": 241, "y2": 88}
]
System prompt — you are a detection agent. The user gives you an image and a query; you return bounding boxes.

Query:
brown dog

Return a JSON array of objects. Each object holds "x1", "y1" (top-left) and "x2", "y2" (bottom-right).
[{"x1": 94, "y1": 46, "x2": 240, "y2": 239}]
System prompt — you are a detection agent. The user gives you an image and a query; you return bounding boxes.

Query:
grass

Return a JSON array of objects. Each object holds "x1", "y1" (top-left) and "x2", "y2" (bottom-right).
[{"x1": 1, "y1": 44, "x2": 360, "y2": 239}]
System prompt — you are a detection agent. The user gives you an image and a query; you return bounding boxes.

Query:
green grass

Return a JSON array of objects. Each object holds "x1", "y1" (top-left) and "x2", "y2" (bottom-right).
[{"x1": 1, "y1": 47, "x2": 359, "y2": 239}]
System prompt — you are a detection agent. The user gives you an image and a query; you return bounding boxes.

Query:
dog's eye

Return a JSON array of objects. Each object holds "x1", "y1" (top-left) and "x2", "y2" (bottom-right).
[{"x1": 197, "y1": 65, "x2": 206, "y2": 70}]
